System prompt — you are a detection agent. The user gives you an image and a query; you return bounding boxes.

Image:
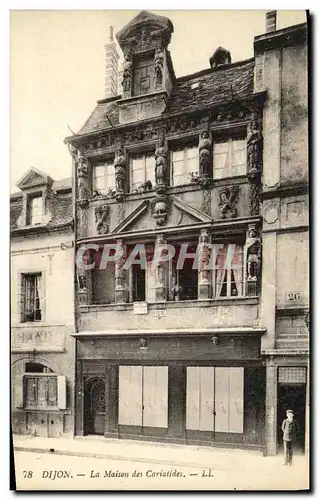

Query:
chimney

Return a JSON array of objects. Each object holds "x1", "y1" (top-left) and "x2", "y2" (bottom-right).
[
  {"x1": 209, "y1": 47, "x2": 231, "y2": 69},
  {"x1": 104, "y1": 26, "x2": 120, "y2": 98},
  {"x1": 266, "y1": 11, "x2": 277, "y2": 33}
]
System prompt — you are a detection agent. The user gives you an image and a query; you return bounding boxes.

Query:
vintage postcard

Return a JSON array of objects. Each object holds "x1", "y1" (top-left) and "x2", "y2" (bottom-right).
[{"x1": 10, "y1": 9, "x2": 309, "y2": 491}]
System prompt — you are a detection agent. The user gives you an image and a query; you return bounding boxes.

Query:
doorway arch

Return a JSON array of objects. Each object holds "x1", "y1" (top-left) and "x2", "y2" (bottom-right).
[{"x1": 84, "y1": 377, "x2": 105, "y2": 435}]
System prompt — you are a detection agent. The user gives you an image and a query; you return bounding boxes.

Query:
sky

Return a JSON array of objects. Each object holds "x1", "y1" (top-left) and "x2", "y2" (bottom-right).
[{"x1": 10, "y1": 9, "x2": 307, "y2": 193}]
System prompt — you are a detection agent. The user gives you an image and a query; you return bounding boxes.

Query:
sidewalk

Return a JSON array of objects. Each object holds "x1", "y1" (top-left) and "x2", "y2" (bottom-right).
[{"x1": 13, "y1": 434, "x2": 309, "y2": 474}]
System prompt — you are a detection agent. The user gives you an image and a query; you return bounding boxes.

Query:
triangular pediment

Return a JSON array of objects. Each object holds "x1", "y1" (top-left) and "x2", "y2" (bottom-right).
[
  {"x1": 16, "y1": 167, "x2": 53, "y2": 191},
  {"x1": 111, "y1": 195, "x2": 212, "y2": 235}
]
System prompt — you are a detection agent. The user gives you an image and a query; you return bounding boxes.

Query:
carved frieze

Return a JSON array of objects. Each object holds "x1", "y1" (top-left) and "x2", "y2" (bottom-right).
[
  {"x1": 94, "y1": 204, "x2": 110, "y2": 235},
  {"x1": 218, "y1": 185, "x2": 240, "y2": 219}
]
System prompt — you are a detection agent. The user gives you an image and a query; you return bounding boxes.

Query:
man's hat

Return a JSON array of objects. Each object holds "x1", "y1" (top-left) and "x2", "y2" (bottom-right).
[{"x1": 286, "y1": 409, "x2": 294, "y2": 415}]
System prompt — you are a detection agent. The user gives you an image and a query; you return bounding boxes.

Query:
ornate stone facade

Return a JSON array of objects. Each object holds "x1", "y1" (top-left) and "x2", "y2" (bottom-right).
[{"x1": 247, "y1": 110, "x2": 263, "y2": 216}]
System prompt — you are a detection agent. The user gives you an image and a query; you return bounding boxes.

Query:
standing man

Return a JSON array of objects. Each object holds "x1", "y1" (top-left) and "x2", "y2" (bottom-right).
[{"x1": 281, "y1": 409, "x2": 299, "y2": 466}]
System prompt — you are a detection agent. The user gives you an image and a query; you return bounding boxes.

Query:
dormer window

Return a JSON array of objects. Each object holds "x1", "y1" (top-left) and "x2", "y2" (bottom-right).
[{"x1": 27, "y1": 194, "x2": 42, "y2": 225}]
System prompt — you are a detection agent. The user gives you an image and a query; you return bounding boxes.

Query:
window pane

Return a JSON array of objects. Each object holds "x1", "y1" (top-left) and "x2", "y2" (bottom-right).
[
  {"x1": 105, "y1": 161, "x2": 115, "y2": 191},
  {"x1": 145, "y1": 155, "x2": 155, "y2": 185},
  {"x1": 231, "y1": 139, "x2": 246, "y2": 175},
  {"x1": 95, "y1": 165, "x2": 105, "y2": 178},
  {"x1": 30, "y1": 197, "x2": 42, "y2": 225},
  {"x1": 172, "y1": 150, "x2": 184, "y2": 162},
  {"x1": 186, "y1": 156, "x2": 198, "y2": 174},
  {"x1": 186, "y1": 147, "x2": 198, "y2": 160}
]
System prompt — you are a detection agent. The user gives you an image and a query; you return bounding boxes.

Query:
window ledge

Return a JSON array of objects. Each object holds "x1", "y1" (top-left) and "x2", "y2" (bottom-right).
[{"x1": 80, "y1": 296, "x2": 259, "y2": 312}]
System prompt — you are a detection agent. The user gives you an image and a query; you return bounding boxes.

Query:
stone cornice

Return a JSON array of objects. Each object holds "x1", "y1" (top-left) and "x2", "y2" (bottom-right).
[
  {"x1": 254, "y1": 22, "x2": 307, "y2": 55},
  {"x1": 64, "y1": 91, "x2": 267, "y2": 149},
  {"x1": 262, "y1": 183, "x2": 309, "y2": 200}
]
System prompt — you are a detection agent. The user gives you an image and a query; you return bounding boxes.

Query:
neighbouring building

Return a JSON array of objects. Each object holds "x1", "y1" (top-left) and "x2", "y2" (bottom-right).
[
  {"x1": 10, "y1": 168, "x2": 75, "y2": 437},
  {"x1": 64, "y1": 10, "x2": 308, "y2": 454}
]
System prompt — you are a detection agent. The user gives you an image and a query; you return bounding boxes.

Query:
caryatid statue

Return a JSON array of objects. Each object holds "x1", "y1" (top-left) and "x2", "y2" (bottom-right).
[
  {"x1": 199, "y1": 130, "x2": 212, "y2": 178},
  {"x1": 114, "y1": 145, "x2": 126, "y2": 195},
  {"x1": 122, "y1": 51, "x2": 133, "y2": 95},
  {"x1": 77, "y1": 155, "x2": 89, "y2": 201},
  {"x1": 155, "y1": 136, "x2": 167, "y2": 187},
  {"x1": 245, "y1": 226, "x2": 261, "y2": 281},
  {"x1": 154, "y1": 45, "x2": 164, "y2": 89},
  {"x1": 198, "y1": 229, "x2": 211, "y2": 283},
  {"x1": 247, "y1": 111, "x2": 263, "y2": 181}
]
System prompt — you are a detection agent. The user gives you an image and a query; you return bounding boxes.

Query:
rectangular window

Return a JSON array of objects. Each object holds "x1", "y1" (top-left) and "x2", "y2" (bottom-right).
[
  {"x1": 20, "y1": 273, "x2": 42, "y2": 323},
  {"x1": 214, "y1": 244, "x2": 244, "y2": 298},
  {"x1": 171, "y1": 145, "x2": 198, "y2": 186},
  {"x1": 27, "y1": 195, "x2": 42, "y2": 225},
  {"x1": 171, "y1": 243, "x2": 198, "y2": 300},
  {"x1": 132, "y1": 265, "x2": 146, "y2": 302},
  {"x1": 93, "y1": 159, "x2": 115, "y2": 196},
  {"x1": 278, "y1": 367, "x2": 307, "y2": 384},
  {"x1": 130, "y1": 154, "x2": 154, "y2": 192},
  {"x1": 213, "y1": 137, "x2": 246, "y2": 179}
]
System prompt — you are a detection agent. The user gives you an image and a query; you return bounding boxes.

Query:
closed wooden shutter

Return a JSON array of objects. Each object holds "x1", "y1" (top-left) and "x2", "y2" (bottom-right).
[
  {"x1": 215, "y1": 367, "x2": 244, "y2": 433},
  {"x1": 186, "y1": 367, "x2": 200, "y2": 430},
  {"x1": 229, "y1": 368, "x2": 244, "y2": 433},
  {"x1": 199, "y1": 367, "x2": 215, "y2": 431},
  {"x1": 57, "y1": 376, "x2": 67, "y2": 410},
  {"x1": 143, "y1": 366, "x2": 168, "y2": 428},
  {"x1": 215, "y1": 367, "x2": 230, "y2": 433},
  {"x1": 118, "y1": 366, "x2": 142, "y2": 426},
  {"x1": 13, "y1": 375, "x2": 24, "y2": 409}
]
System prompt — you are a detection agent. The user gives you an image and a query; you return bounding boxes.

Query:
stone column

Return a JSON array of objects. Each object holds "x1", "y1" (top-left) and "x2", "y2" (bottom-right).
[
  {"x1": 247, "y1": 109, "x2": 263, "y2": 216},
  {"x1": 265, "y1": 356, "x2": 277, "y2": 456},
  {"x1": 154, "y1": 234, "x2": 167, "y2": 302},
  {"x1": 198, "y1": 229, "x2": 212, "y2": 300},
  {"x1": 114, "y1": 239, "x2": 127, "y2": 303}
]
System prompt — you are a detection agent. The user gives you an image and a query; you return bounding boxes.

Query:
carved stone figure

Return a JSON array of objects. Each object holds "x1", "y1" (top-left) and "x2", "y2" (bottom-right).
[
  {"x1": 247, "y1": 111, "x2": 263, "y2": 181},
  {"x1": 77, "y1": 155, "x2": 89, "y2": 201},
  {"x1": 154, "y1": 45, "x2": 164, "y2": 88},
  {"x1": 94, "y1": 204, "x2": 110, "y2": 235},
  {"x1": 218, "y1": 185, "x2": 240, "y2": 219},
  {"x1": 155, "y1": 136, "x2": 167, "y2": 186},
  {"x1": 77, "y1": 271, "x2": 87, "y2": 291},
  {"x1": 114, "y1": 145, "x2": 126, "y2": 200},
  {"x1": 115, "y1": 251, "x2": 126, "y2": 289},
  {"x1": 245, "y1": 226, "x2": 261, "y2": 281},
  {"x1": 198, "y1": 230, "x2": 211, "y2": 283},
  {"x1": 122, "y1": 51, "x2": 133, "y2": 96},
  {"x1": 152, "y1": 196, "x2": 169, "y2": 226},
  {"x1": 199, "y1": 131, "x2": 212, "y2": 178}
]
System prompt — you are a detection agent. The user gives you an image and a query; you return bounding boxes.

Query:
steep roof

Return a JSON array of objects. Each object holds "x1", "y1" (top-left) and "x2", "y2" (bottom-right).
[{"x1": 75, "y1": 58, "x2": 255, "y2": 137}]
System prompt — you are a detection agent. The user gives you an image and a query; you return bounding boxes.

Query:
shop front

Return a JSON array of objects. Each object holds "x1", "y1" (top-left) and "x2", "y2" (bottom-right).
[{"x1": 74, "y1": 330, "x2": 266, "y2": 449}]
